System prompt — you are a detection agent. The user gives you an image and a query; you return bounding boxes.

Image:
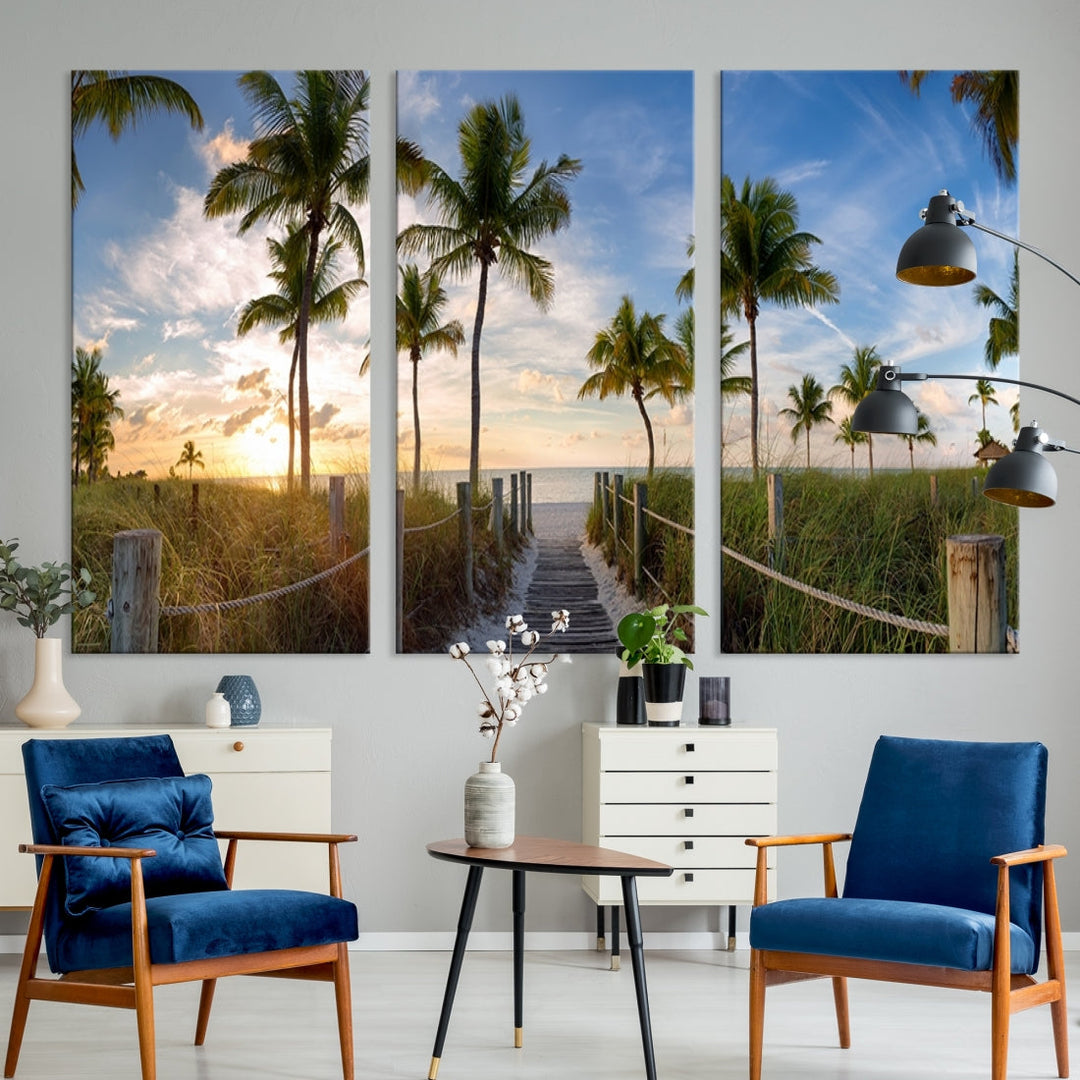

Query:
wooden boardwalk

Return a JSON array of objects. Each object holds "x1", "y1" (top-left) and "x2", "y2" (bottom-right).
[{"x1": 522, "y1": 537, "x2": 619, "y2": 653}]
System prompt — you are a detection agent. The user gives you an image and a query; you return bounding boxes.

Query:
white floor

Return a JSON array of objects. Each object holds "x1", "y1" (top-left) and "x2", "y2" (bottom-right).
[{"x1": 0, "y1": 948, "x2": 1073, "y2": 1079}]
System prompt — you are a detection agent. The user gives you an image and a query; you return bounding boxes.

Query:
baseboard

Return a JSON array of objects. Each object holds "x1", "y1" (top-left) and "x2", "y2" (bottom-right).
[{"x1": 5, "y1": 931, "x2": 1079, "y2": 954}]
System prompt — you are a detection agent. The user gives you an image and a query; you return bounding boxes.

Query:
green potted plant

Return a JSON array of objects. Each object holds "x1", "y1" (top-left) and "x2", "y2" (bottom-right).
[
  {"x1": 617, "y1": 603, "x2": 707, "y2": 726},
  {"x1": 0, "y1": 539, "x2": 95, "y2": 728}
]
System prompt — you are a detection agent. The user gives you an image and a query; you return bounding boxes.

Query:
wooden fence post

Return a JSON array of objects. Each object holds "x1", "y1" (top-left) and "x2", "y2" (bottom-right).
[
  {"x1": 613, "y1": 474, "x2": 624, "y2": 557},
  {"x1": 329, "y1": 475, "x2": 346, "y2": 556},
  {"x1": 396, "y1": 488, "x2": 405, "y2": 653},
  {"x1": 767, "y1": 473, "x2": 784, "y2": 571},
  {"x1": 633, "y1": 482, "x2": 648, "y2": 599},
  {"x1": 946, "y1": 534, "x2": 1007, "y2": 653},
  {"x1": 510, "y1": 473, "x2": 519, "y2": 536},
  {"x1": 523, "y1": 470, "x2": 531, "y2": 534},
  {"x1": 492, "y1": 477, "x2": 504, "y2": 555},
  {"x1": 929, "y1": 474, "x2": 939, "y2": 507},
  {"x1": 601, "y1": 471, "x2": 611, "y2": 532},
  {"x1": 593, "y1": 471, "x2": 601, "y2": 513},
  {"x1": 111, "y1": 529, "x2": 162, "y2": 654},
  {"x1": 457, "y1": 481, "x2": 475, "y2": 605}
]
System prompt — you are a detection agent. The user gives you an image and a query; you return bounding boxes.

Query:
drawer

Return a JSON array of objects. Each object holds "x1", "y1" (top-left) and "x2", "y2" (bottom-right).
[
  {"x1": 585, "y1": 867, "x2": 775, "y2": 906},
  {"x1": 599, "y1": 835, "x2": 770, "y2": 869},
  {"x1": 598, "y1": 730, "x2": 776, "y2": 772},
  {"x1": 600, "y1": 802, "x2": 776, "y2": 836},
  {"x1": 600, "y1": 770, "x2": 775, "y2": 803},
  {"x1": 171, "y1": 730, "x2": 331, "y2": 774}
]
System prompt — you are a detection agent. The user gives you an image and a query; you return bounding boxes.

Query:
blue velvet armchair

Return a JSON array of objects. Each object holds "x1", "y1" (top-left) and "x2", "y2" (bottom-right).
[
  {"x1": 747, "y1": 736, "x2": 1067, "y2": 1080},
  {"x1": 3, "y1": 735, "x2": 359, "y2": 1080}
]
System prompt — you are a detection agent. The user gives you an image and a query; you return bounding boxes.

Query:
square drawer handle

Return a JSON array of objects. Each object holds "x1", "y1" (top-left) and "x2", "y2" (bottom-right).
[
  {"x1": 684, "y1": 775, "x2": 695, "y2": 785},
  {"x1": 684, "y1": 808, "x2": 694, "y2": 818},
  {"x1": 685, "y1": 743, "x2": 695, "y2": 752},
  {"x1": 684, "y1": 840, "x2": 694, "y2": 851},
  {"x1": 683, "y1": 873, "x2": 695, "y2": 883}
]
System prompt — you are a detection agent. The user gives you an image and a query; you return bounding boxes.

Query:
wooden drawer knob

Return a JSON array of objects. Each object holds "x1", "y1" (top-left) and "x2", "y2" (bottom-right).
[{"x1": 232, "y1": 741, "x2": 245, "y2": 752}]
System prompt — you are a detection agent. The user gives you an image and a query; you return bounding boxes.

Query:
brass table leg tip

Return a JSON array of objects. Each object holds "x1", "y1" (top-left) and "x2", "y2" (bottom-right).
[
  {"x1": 428, "y1": 1057, "x2": 440, "y2": 1079},
  {"x1": 610, "y1": 956, "x2": 621, "y2": 972},
  {"x1": 596, "y1": 936, "x2": 606, "y2": 950},
  {"x1": 727, "y1": 936, "x2": 737, "y2": 952},
  {"x1": 514, "y1": 1027, "x2": 523, "y2": 1048}
]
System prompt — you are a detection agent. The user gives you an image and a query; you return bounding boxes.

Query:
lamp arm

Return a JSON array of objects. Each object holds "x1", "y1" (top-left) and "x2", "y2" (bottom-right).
[
  {"x1": 958, "y1": 216, "x2": 1080, "y2": 291},
  {"x1": 884, "y1": 367, "x2": 1080, "y2": 412}
]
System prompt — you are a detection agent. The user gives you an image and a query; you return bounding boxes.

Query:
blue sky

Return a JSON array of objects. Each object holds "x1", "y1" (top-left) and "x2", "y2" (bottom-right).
[
  {"x1": 721, "y1": 70, "x2": 1019, "y2": 470},
  {"x1": 73, "y1": 71, "x2": 370, "y2": 480},
  {"x1": 396, "y1": 70, "x2": 694, "y2": 473}
]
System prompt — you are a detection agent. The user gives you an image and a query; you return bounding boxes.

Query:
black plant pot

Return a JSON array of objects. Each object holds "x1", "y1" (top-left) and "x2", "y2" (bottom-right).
[
  {"x1": 641, "y1": 663, "x2": 686, "y2": 726},
  {"x1": 615, "y1": 646, "x2": 646, "y2": 725}
]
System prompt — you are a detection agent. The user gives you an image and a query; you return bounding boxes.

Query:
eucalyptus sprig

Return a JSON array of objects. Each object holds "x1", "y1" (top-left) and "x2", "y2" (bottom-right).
[{"x1": 0, "y1": 539, "x2": 96, "y2": 638}]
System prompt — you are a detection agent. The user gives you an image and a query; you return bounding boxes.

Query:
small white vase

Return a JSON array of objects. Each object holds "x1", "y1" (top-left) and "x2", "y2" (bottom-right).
[
  {"x1": 464, "y1": 761, "x2": 515, "y2": 849},
  {"x1": 205, "y1": 691, "x2": 231, "y2": 728},
  {"x1": 15, "y1": 637, "x2": 81, "y2": 729}
]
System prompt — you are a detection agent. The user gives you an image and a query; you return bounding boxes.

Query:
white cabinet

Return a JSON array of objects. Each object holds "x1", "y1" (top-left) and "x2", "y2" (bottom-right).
[
  {"x1": 582, "y1": 723, "x2": 777, "y2": 936},
  {"x1": 0, "y1": 726, "x2": 333, "y2": 907}
]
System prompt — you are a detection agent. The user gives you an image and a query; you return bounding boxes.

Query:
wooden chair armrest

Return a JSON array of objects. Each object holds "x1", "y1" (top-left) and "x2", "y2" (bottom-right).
[
  {"x1": 746, "y1": 832, "x2": 852, "y2": 849},
  {"x1": 213, "y1": 830, "x2": 358, "y2": 844},
  {"x1": 19, "y1": 842, "x2": 157, "y2": 859},
  {"x1": 991, "y1": 843, "x2": 1067, "y2": 867}
]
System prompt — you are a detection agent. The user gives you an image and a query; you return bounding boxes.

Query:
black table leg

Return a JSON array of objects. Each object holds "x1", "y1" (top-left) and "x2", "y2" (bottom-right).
[
  {"x1": 429, "y1": 865, "x2": 484, "y2": 1080},
  {"x1": 620, "y1": 874, "x2": 658, "y2": 1080},
  {"x1": 727, "y1": 903, "x2": 737, "y2": 951},
  {"x1": 610, "y1": 903, "x2": 621, "y2": 971},
  {"x1": 596, "y1": 903, "x2": 606, "y2": 950},
  {"x1": 512, "y1": 868, "x2": 525, "y2": 1049}
]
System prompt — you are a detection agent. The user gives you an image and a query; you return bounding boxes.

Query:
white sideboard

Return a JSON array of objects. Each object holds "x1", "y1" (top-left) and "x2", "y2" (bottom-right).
[
  {"x1": 582, "y1": 722, "x2": 777, "y2": 944},
  {"x1": 0, "y1": 726, "x2": 333, "y2": 908}
]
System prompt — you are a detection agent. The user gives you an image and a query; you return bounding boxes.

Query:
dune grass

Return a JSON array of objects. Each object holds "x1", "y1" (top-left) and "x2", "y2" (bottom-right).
[{"x1": 720, "y1": 468, "x2": 1019, "y2": 653}]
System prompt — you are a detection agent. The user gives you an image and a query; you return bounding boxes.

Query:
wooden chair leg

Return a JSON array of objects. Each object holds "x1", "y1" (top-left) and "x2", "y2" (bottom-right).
[
  {"x1": 748, "y1": 948, "x2": 765, "y2": 1080},
  {"x1": 4, "y1": 855, "x2": 52, "y2": 1078},
  {"x1": 130, "y1": 862, "x2": 156, "y2": 1080},
  {"x1": 333, "y1": 943, "x2": 354, "y2": 1080},
  {"x1": 194, "y1": 979, "x2": 216, "y2": 1046},
  {"x1": 1043, "y1": 861, "x2": 1069, "y2": 1078},
  {"x1": 831, "y1": 977, "x2": 850, "y2": 1049}
]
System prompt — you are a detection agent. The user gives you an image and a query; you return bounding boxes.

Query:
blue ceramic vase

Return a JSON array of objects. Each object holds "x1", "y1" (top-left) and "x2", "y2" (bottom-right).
[{"x1": 216, "y1": 675, "x2": 261, "y2": 727}]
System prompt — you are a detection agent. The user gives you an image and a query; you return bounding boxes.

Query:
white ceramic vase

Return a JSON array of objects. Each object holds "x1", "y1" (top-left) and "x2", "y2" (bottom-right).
[
  {"x1": 464, "y1": 761, "x2": 515, "y2": 849},
  {"x1": 205, "y1": 691, "x2": 231, "y2": 728},
  {"x1": 15, "y1": 637, "x2": 81, "y2": 729}
]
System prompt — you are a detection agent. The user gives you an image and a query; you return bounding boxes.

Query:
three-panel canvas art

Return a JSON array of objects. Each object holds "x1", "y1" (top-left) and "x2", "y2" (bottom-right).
[{"x1": 70, "y1": 69, "x2": 1019, "y2": 656}]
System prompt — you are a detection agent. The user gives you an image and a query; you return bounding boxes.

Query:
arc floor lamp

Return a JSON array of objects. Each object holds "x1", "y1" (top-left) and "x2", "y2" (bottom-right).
[{"x1": 852, "y1": 190, "x2": 1080, "y2": 507}]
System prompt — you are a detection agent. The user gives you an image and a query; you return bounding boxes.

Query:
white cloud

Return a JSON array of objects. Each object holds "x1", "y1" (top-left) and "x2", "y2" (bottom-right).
[
  {"x1": 196, "y1": 119, "x2": 250, "y2": 177},
  {"x1": 162, "y1": 317, "x2": 204, "y2": 341}
]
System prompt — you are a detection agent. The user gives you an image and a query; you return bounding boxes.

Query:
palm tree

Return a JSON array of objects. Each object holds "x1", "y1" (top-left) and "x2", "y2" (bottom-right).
[
  {"x1": 974, "y1": 251, "x2": 1019, "y2": 370},
  {"x1": 720, "y1": 321, "x2": 752, "y2": 401},
  {"x1": 720, "y1": 174, "x2": 840, "y2": 477},
  {"x1": 176, "y1": 440, "x2": 205, "y2": 480},
  {"x1": 206, "y1": 71, "x2": 424, "y2": 493},
  {"x1": 897, "y1": 409, "x2": 937, "y2": 471},
  {"x1": 577, "y1": 295, "x2": 688, "y2": 478},
  {"x1": 72, "y1": 347, "x2": 123, "y2": 485},
  {"x1": 779, "y1": 374, "x2": 833, "y2": 468},
  {"x1": 398, "y1": 94, "x2": 581, "y2": 488},
  {"x1": 1010, "y1": 399, "x2": 1021, "y2": 433},
  {"x1": 830, "y1": 345, "x2": 882, "y2": 478},
  {"x1": 900, "y1": 70, "x2": 1018, "y2": 186},
  {"x1": 968, "y1": 378, "x2": 999, "y2": 431},
  {"x1": 396, "y1": 264, "x2": 466, "y2": 490},
  {"x1": 834, "y1": 417, "x2": 867, "y2": 472},
  {"x1": 72, "y1": 71, "x2": 203, "y2": 209},
  {"x1": 237, "y1": 223, "x2": 365, "y2": 491}
]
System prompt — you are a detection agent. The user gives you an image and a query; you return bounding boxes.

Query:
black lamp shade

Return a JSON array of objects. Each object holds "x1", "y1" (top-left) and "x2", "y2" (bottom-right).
[
  {"x1": 984, "y1": 448, "x2": 1058, "y2": 508},
  {"x1": 851, "y1": 387, "x2": 919, "y2": 436},
  {"x1": 896, "y1": 192, "x2": 977, "y2": 286}
]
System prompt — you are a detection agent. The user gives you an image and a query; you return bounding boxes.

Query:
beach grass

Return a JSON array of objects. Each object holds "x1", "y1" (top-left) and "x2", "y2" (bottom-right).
[
  {"x1": 72, "y1": 476, "x2": 370, "y2": 653},
  {"x1": 720, "y1": 468, "x2": 1019, "y2": 653}
]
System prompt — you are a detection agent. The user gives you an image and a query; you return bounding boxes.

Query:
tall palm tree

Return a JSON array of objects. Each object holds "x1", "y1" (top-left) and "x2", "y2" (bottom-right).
[
  {"x1": 897, "y1": 409, "x2": 937, "y2": 471},
  {"x1": 176, "y1": 440, "x2": 205, "y2": 480},
  {"x1": 72, "y1": 347, "x2": 123, "y2": 485},
  {"x1": 968, "y1": 378, "x2": 999, "y2": 431},
  {"x1": 237, "y1": 223, "x2": 365, "y2": 491},
  {"x1": 974, "y1": 251, "x2": 1019, "y2": 370},
  {"x1": 779, "y1": 374, "x2": 833, "y2": 468},
  {"x1": 72, "y1": 70, "x2": 203, "y2": 209},
  {"x1": 830, "y1": 344, "x2": 882, "y2": 477},
  {"x1": 900, "y1": 70, "x2": 1018, "y2": 185},
  {"x1": 578, "y1": 295, "x2": 688, "y2": 478},
  {"x1": 396, "y1": 264, "x2": 466, "y2": 490},
  {"x1": 720, "y1": 174, "x2": 840, "y2": 477},
  {"x1": 1010, "y1": 399, "x2": 1021, "y2": 434},
  {"x1": 206, "y1": 71, "x2": 424, "y2": 493},
  {"x1": 720, "y1": 321, "x2": 752, "y2": 401},
  {"x1": 834, "y1": 416, "x2": 867, "y2": 472},
  {"x1": 398, "y1": 94, "x2": 581, "y2": 488}
]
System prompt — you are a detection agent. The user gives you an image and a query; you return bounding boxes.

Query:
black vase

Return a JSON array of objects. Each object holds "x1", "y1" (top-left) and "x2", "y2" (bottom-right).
[
  {"x1": 615, "y1": 647, "x2": 646, "y2": 725},
  {"x1": 641, "y1": 663, "x2": 686, "y2": 726}
]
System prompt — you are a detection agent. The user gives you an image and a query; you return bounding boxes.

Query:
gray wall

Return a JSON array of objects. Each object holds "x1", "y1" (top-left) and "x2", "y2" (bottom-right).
[{"x1": 2, "y1": 0, "x2": 1079, "y2": 938}]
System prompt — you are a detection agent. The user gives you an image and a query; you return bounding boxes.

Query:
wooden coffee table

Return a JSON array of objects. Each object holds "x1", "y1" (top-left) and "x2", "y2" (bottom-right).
[{"x1": 425, "y1": 836, "x2": 672, "y2": 1079}]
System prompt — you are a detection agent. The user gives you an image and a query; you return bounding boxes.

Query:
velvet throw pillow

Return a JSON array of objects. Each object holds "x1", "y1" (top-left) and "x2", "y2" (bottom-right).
[{"x1": 41, "y1": 774, "x2": 229, "y2": 916}]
